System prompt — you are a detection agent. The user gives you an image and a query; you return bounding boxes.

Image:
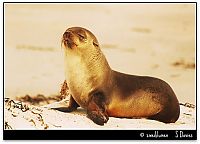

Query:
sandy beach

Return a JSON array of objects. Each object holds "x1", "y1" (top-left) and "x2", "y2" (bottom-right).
[{"x1": 4, "y1": 3, "x2": 196, "y2": 130}]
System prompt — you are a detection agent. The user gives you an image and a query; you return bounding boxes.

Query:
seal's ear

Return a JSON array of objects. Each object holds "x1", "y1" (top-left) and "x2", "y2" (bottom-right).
[{"x1": 93, "y1": 41, "x2": 99, "y2": 47}]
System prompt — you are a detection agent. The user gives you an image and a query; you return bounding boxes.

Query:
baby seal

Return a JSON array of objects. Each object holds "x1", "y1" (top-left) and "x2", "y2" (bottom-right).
[{"x1": 54, "y1": 27, "x2": 180, "y2": 125}]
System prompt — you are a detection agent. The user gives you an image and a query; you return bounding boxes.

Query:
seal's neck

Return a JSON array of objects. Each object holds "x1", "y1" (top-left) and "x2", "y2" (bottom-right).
[{"x1": 83, "y1": 48, "x2": 111, "y2": 72}]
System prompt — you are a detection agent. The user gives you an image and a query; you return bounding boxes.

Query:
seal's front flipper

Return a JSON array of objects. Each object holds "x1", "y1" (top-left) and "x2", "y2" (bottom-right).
[
  {"x1": 44, "y1": 96, "x2": 79, "y2": 112},
  {"x1": 87, "y1": 110, "x2": 109, "y2": 126},
  {"x1": 87, "y1": 93, "x2": 109, "y2": 126}
]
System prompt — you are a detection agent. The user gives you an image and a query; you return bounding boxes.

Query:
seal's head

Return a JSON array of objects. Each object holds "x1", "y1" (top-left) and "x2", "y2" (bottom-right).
[{"x1": 62, "y1": 27, "x2": 99, "y2": 50}]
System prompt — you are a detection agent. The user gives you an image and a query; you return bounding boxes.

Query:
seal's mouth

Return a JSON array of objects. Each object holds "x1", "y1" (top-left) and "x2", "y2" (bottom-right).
[{"x1": 62, "y1": 31, "x2": 78, "y2": 48}]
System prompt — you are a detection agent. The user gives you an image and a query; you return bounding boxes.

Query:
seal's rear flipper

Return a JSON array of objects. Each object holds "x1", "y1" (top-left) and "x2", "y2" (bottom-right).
[
  {"x1": 43, "y1": 96, "x2": 79, "y2": 112},
  {"x1": 87, "y1": 92, "x2": 109, "y2": 126}
]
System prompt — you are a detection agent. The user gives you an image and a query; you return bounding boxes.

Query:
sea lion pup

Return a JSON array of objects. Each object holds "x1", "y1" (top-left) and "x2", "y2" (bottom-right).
[{"x1": 53, "y1": 27, "x2": 180, "y2": 125}]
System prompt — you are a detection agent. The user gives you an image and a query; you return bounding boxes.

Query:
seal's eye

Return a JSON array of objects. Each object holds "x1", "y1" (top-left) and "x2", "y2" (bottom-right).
[
  {"x1": 93, "y1": 42, "x2": 99, "y2": 47},
  {"x1": 78, "y1": 34, "x2": 85, "y2": 40}
]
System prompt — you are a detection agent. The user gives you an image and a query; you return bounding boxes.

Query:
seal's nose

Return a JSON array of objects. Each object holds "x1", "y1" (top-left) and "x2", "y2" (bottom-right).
[
  {"x1": 63, "y1": 31, "x2": 72, "y2": 40},
  {"x1": 62, "y1": 30, "x2": 77, "y2": 49}
]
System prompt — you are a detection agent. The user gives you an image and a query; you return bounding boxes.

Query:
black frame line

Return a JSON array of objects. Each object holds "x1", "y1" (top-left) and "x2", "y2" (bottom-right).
[{"x1": 2, "y1": 1, "x2": 197, "y2": 140}]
